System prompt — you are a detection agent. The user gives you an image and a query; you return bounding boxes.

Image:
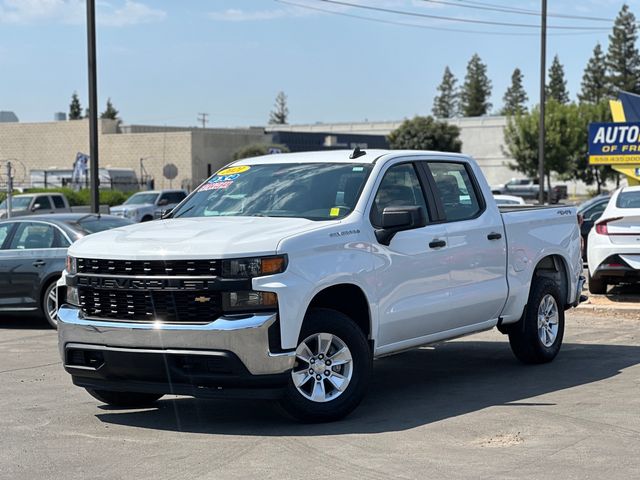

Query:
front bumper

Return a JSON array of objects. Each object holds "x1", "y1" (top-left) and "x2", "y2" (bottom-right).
[{"x1": 57, "y1": 305, "x2": 295, "y2": 397}]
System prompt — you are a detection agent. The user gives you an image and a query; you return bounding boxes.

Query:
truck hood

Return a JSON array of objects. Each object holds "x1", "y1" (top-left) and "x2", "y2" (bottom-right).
[{"x1": 68, "y1": 216, "x2": 326, "y2": 259}]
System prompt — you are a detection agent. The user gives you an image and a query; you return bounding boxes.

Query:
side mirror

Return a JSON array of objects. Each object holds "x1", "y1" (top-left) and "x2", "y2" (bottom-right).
[
  {"x1": 375, "y1": 206, "x2": 427, "y2": 246},
  {"x1": 157, "y1": 199, "x2": 169, "y2": 206},
  {"x1": 31, "y1": 203, "x2": 41, "y2": 212}
]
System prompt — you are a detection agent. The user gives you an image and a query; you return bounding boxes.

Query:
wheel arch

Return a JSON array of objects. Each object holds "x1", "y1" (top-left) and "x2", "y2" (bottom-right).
[
  {"x1": 304, "y1": 283, "x2": 373, "y2": 349},
  {"x1": 531, "y1": 254, "x2": 570, "y2": 309}
]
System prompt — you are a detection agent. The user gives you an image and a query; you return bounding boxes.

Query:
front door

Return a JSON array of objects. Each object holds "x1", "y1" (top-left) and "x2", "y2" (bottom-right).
[{"x1": 371, "y1": 162, "x2": 452, "y2": 348}]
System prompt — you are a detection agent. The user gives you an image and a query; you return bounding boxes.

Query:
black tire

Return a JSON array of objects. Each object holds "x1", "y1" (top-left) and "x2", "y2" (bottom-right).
[
  {"x1": 86, "y1": 389, "x2": 163, "y2": 408},
  {"x1": 508, "y1": 277, "x2": 565, "y2": 364},
  {"x1": 140, "y1": 215, "x2": 153, "y2": 222},
  {"x1": 588, "y1": 272, "x2": 607, "y2": 294},
  {"x1": 41, "y1": 280, "x2": 59, "y2": 329},
  {"x1": 278, "y1": 308, "x2": 372, "y2": 423}
]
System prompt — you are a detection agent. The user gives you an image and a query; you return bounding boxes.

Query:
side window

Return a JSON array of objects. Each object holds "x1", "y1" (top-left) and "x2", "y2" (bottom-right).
[
  {"x1": 9, "y1": 223, "x2": 56, "y2": 250},
  {"x1": 52, "y1": 195, "x2": 66, "y2": 209},
  {"x1": 0, "y1": 223, "x2": 14, "y2": 249},
  {"x1": 162, "y1": 192, "x2": 186, "y2": 205},
  {"x1": 586, "y1": 202, "x2": 606, "y2": 221},
  {"x1": 371, "y1": 163, "x2": 428, "y2": 227},
  {"x1": 34, "y1": 196, "x2": 52, "y2": 210},
  {"x1": 428, "y1": 162, "x2": 483, "y2": 222}
]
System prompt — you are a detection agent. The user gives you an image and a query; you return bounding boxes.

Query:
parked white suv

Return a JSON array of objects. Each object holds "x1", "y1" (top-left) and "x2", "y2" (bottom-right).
[
  {"x1": 110, "y1": 189, "x2": 187, "y2": 222},
  {"x1": 57, "y1": 150, "x2": 583, "y2": 421},
  {"x1": 587, "y1": 186, "x2": 640, "y2": 294}
]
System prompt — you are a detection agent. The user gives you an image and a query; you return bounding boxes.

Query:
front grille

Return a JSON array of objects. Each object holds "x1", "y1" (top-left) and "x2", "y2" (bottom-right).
[
  {"x1": 78, "y1": 287, "x2": 222, "y2": 323},
  {"x1": 77, "y1": 258, "x2": 220, "y2": 276}
]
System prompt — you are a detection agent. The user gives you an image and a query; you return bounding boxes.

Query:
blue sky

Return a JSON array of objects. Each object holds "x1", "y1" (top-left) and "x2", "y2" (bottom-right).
[{"x1": 0, "y1": 0, "x2": 637, "y2": 126}]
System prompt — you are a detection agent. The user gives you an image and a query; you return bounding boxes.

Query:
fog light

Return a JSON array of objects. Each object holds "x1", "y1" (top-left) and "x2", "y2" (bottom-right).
[
  {"x1": 66, "y1": 286, "x2": 80, "y2": 306},
  {"x1": 222, "y1": 291, "x2": 277, "y2": 312}
]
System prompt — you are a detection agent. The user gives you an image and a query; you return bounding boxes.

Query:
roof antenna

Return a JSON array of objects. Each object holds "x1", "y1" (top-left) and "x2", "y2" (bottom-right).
[{"x1": 349, "y1": 146, "x2": 367, "y2": 159}]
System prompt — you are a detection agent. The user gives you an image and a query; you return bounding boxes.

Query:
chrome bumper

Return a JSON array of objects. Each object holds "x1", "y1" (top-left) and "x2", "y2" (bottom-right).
[{"x1": 57, "y1": 305, "x2": 295, "y2": 376}]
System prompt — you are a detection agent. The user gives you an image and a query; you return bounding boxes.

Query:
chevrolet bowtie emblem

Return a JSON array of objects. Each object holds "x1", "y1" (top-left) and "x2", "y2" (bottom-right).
[{"x1": 194, "y1": 296, "x2": 211, "y2": 303}]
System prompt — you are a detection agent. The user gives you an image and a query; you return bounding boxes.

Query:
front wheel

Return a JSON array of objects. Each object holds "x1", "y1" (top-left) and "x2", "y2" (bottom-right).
[
  {"x1": 86, "y1": 389, "x2": 163, "y2": 407},
  {"x1": 279, "y1": 308, "x2": 372, "y2": 422},
  {"x1": 508, "y1": 278, "x2": 565, "y2": 364}
]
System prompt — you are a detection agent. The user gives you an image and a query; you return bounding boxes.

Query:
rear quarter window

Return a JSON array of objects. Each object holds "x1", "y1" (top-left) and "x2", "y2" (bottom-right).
[{"x1": 616, "y1": 191, "x2": 640, "y2": 209}]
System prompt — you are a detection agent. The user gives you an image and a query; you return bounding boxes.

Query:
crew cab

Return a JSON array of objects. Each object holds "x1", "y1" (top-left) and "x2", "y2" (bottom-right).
[
  {"x1": 57, "y1": 150, "x2": 584, "y2": 422},
  {"x1": 109, "y1": 190, "x2": 187, "y2": 222}
]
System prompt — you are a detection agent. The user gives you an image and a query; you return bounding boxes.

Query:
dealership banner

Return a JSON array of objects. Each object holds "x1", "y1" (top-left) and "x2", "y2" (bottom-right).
[{"x1": 589, "y1": 122, "x2": 640, "y2": 164}]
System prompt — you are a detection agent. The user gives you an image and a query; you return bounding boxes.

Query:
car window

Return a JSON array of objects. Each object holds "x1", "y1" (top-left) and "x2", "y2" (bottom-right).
[
  {"x1": 616, "y1": 190, "x2": 640, "y2": 208},
  {"x1": 9, "y1": 223, "x2": 57, "y2": 250},
  {"x1": 428, "y1": 162, "x2": 482, "y2": 222},
  {"x1": 159, "y1": 192, "x2": 186, "y2": 205},
  {"x1": 585, "y1": 202, "x2": 607, "y2": 221},
  {"x1": 52, "y1": 195, "x2": 66, "y2": 209},
  {"x1": 371, "y1": 163, "x2": 428, "y2": 227},
  {"x1": 34, "y1": 196, "x2": 52, "y2": 210},
  {"x1": 0, "y1": 223, "x2": 14, "y2": 248}
]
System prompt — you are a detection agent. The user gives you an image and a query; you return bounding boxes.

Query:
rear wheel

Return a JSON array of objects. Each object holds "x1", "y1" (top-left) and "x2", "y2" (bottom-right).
[
  {"x1": 588, "y1": 272, "x2": 607, "y2": 294},
  {"x1": 279, "y1": 308, "x2": 372, "y2": 422},
  {"x1": 41, "y1": 281, "x2": 58, "y2": 329},
  {"x1": 508, "y1": 278, "x2": 565, "y2": 364},
  {"x1": 86, "y1": 389, "x2": 163, "y2": 407}
]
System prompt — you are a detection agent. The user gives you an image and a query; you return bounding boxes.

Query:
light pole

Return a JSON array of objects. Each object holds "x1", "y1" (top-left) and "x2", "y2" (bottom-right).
[
  {"x1": 538, "y1": 0, "x2": 547, "y2": 205},
  {"x1": 86, "y1": 0, "x2": 100, "y2": 213}
]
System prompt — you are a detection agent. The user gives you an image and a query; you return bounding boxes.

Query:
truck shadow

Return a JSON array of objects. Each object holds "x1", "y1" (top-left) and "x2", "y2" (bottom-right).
[
  {"x1": 95, "y1": 340, "x2": 640, "y2": 435},
  {"x1": 0, "y1": 314, "x2": 49, "y2": 330}
]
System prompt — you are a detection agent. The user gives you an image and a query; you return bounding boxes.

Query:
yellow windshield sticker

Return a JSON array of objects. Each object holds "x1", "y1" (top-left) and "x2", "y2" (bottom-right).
[
  {"x1": 217, "y1": 165, "x2": 250, "y2": 175},
  {"x1": 330, "y1": 207, "x2": 340, "y2": 217}
]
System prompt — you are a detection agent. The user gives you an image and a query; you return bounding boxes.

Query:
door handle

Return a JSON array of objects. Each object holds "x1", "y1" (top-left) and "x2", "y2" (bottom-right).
[
  {"x1": 32, "y1": 260, "x2": 46, "y2": 267},
  {"x1": 429, "y1": 239, "x2": 446, "y2": 249},
  {"x1": 487, "y1": 232, "x2": 502, "y2": 240}
]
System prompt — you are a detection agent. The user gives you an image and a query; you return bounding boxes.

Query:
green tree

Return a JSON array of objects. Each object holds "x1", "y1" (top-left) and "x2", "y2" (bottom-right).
[
  {"x1": 459, "y1": 53, "x2": 492, "y2": 117},
  {"x1": 387, "y1": 116, "x2": 462, "y2": 152},
  {"x1": 579, "y1": 43, "x2": 609, "y2": 104},
  {"x1": 546, "y1": 55, "x2": 570, "y2": 104},
  {"x1": 501, "y1": 68, "x2": 528, "y2": 115},
  {"x1": 432, "y1": 66, "x2": 458, "y2": 118},
  {"x1": 503, "y1": 101, "x2": 580, "y2": 193},
  {"x1": 100, "y1": 98, "x2": 119, "y2": 121},
  {"x1": 606, "y1": 4, "x2": 640, "y2": 94},
  {"x1": 269, "y1": 91, "x2": 289, "y2": 125},
  {"x1": 233, "y1": 144, "x2": 290, "y2": 160},
  {"x1": 69, "y1": 92, "x2": 83, "y2": 120}
]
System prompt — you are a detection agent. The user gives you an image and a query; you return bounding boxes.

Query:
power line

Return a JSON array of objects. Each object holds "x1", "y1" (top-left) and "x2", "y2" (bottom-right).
[
  {"x1": 427, "y1": 0, "x2": 613, "y2": 23},
  {"x1": 277, "y1": 0, "x2": 606, "y2": 36},
  {"x1": 197, "y1": 112, "x2": 209, "y2": 128},
  {"x1": 314, "y1": 0, "x2": 610, "y2": 30}
]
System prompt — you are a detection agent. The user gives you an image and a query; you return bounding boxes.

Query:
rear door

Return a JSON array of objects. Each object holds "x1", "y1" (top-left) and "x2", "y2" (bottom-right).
[
  {"x1": 32, "y1": 195, "x2": 55, "y2": 214},
  {"x1": 0, "y1": 223, "x2": 18, "y2": 309},
  {"x1": 424, "y1": 160, "x2": 508, "y2": 329}
]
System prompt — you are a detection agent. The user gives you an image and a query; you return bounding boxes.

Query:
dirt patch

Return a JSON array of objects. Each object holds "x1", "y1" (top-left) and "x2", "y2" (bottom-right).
[{"x1": 474, "y1": 432, "x2": 524, "y2": 448}]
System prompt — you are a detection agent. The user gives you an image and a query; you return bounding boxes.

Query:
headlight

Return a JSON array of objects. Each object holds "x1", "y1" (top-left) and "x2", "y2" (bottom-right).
[
  {"x1": 222, "y1": 291, "x2": 278, "y2": 312},
  {"x1": 66, "y1": 256, "x2": 77, "y2": 274},
  {"x1": 221, "y1": 255, "x2": 287, "y2": 278},
  {"x1": 66, "y1": 286, "x2": 80, "y2": 306},
  {"x1": 124, "y1": 209, "x2": 137, "y2": 218}
]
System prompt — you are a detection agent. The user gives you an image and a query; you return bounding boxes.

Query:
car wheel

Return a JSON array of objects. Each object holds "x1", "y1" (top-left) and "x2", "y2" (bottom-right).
[
  {"x1": 588, "y1": 272, "x2": 607, "y2": 294},
  {"x1": 141, "y1": 215, "x2": 153, "y2": 222},
  {"x1": 86, "y1": 389, "x2": 163, "y2": 407},
  {"x1": 508, "y1": 277, "x2": 565, "y2": 364},
  {"x1": 278, "y1": 308, "x2": 372, "y2": 422},
  {"x1": 41, "y1": 281, "x2": 59, "y2": 329}
]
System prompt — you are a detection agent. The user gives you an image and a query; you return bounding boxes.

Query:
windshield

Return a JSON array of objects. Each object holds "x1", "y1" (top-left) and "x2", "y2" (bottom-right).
[
  {"x1": 616, "y1": 190, "x2": 640, "y2": 209},
  {"x1": 0, "y1": 196, "x2": 32, "y2": 210},
  {"x1": 65, "y1": 216, "x2": 133, "y2": 235},
  {"x1": 172, "y1": 163, "x2": 373, "y2": 221},
  {"x1": 124, "y1": 193, "x2": 158, "y2": 205}
]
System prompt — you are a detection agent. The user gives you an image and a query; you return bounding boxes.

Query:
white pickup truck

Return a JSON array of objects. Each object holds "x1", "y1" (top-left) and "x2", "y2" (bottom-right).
[{"x1": 57, "y1": 150, "x2": 584, "y2": 422}]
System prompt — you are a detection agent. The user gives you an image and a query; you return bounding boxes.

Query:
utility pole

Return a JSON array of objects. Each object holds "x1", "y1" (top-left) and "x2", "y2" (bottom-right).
[
  {"x1": 197, "y1": 113, "x2": 209, "y2": 129},
  {"x1": 86, "y1": 0, "x2": 100, "y2": 213},
  {"x1": 5, "y1": 161, "x2": 13, "y2": 219},
  {"x1": 538, "y1": 0, "x2": 547, "y2": 205}
]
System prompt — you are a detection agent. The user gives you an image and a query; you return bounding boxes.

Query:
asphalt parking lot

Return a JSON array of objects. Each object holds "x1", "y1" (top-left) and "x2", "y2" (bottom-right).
[{"x1": 1, "y1": 310, "x2": 638, "y2": 480}]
